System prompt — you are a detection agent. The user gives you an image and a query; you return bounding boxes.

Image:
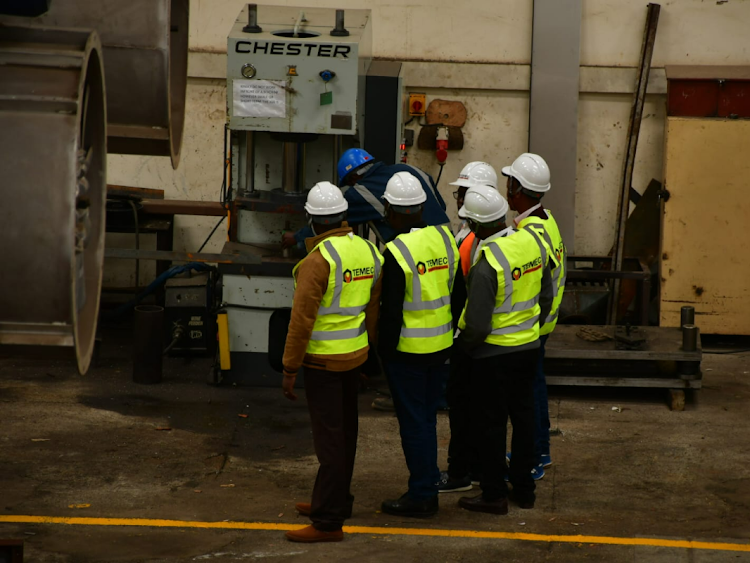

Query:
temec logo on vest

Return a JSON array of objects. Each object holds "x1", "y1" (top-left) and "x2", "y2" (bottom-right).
[
  {"x1": 417, "y1": 257, "x2": 448, "y2": 275},
  {"x1": 343, "y1": 266, "x2": 374, "y2": 283},
  {"x1": 513, "y1": 256, "x2": 543, "y2": 281}
]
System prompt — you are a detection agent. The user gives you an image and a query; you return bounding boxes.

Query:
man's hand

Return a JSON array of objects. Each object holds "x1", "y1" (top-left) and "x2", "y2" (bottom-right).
[
  {"x1": 281, "y1": 231, "x2": 297, "y2": 250},
  {"x1": 282, "y1": 374, "x2": 297, "y2": 401}
]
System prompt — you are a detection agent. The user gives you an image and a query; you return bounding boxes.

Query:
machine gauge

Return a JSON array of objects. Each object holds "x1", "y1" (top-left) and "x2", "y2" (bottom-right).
[{"x1": 241, "y1": 63, "x2": 257, "y2": 78}]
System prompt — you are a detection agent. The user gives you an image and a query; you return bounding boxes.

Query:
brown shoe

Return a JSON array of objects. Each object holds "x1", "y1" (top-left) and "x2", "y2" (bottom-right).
[
  {"x1": 458, "y1": 494, "x2": 508, "y2": 515},
  {"x1": 285, "y1": 525, "x2": 343, "y2": 543},
  {"x1": 295, "y1": 502, "x2": 311, "y2": 517}
]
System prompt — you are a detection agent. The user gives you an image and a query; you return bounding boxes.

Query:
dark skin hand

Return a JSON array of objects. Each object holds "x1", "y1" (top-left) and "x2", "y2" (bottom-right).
[
  {"x1": 281, "y1": 231, "x2": 297, "y2": 249},
  {"x1": 282, "y1": 374, "x2": 297, "y2": 401}
]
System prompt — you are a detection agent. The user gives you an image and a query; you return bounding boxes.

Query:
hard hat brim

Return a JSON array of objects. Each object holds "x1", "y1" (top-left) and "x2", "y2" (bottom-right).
[
  {"x1": 501, "y1": 164, "x2": 551, "y2": 192},
  {"x1": 449, "y1": 179, "x2": 471, "y2": 188}
]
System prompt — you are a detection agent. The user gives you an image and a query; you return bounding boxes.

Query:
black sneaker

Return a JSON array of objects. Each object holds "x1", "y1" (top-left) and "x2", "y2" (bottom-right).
[
  {"x1": 437, "y1": 471, "x2": 472, "y2": 493},
  {"x1": 381, "y1": 494, "x2": 438, "y2": 518}
]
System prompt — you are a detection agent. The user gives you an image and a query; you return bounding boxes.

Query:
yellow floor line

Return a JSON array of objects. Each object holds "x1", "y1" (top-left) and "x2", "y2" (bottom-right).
[{"x1": 1, "y1": 515, "x2": 749, "y2": 553}]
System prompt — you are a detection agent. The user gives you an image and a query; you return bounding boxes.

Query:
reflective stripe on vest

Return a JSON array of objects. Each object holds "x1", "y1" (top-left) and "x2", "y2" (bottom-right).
[
  {"x1": 386, "y1": 225, "x2": 459, "y2": 354},
  {"x1": 293, "y1": 234, "x2": 384, "y2": 355},
  {"x1": 458, "y1": 229, "x2": 543, "y2": 347},
  {"x1": 317, "y1": 238, "x2": 382, "y2": 317},
  {"x1": 518, "y1": 211, "x2": 566, "y2": 334}
]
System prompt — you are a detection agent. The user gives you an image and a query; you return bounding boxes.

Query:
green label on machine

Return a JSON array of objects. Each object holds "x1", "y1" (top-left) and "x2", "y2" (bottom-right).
[{"x1": 320, "y1": 91, "x2": 333, "y2": 106}]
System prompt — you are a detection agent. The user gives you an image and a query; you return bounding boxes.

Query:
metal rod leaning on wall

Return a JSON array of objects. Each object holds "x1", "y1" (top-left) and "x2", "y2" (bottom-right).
[{"x1": 609, "y1": 3, "x2": 661, "y2": 325}]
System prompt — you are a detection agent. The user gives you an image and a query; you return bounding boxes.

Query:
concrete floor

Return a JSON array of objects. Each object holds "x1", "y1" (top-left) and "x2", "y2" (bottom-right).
[{"x1": 1, "y1": 331, "x2": 750, "y2": 562}]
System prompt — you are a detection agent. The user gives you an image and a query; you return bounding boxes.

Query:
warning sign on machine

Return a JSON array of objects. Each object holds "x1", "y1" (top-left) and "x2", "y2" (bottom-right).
[{"x1": 233, "y1": 80, "x2": 286, "y2": 118}]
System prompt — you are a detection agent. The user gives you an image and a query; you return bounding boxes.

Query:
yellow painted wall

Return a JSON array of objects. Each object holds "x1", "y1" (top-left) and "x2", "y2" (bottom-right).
[{"x1": 106, "y1": 0, "x2": 750, "y2": 285}]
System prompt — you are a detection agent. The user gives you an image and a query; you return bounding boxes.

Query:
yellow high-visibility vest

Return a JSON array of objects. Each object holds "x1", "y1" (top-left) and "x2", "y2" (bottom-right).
[
  {"x1": 386, "y1": 225, "x2": 459, "y2": 354},
  {"x1": 518, "y1": 210, "x2": 566, "y2": 335},
  {"x1": 293, "y1": 233, "x2": 384, "y2": 355},
  {"x1": 458, "y1": 229, "x2": 543, "y2": 347}
]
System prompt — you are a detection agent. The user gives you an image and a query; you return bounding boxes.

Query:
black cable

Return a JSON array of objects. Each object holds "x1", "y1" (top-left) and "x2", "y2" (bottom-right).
[
  {"x1": 127, "y1": 199, "x2": 140, "y2": 295},
  {"x1": 435, "y1": 163, "x2": 445, "y2": 188},
  {"x1": 163, "y1": 327, "x2": 184, "y2": 355},
  {"x1": 197, "y1": 215, "x2": 226, "y2": 253}
]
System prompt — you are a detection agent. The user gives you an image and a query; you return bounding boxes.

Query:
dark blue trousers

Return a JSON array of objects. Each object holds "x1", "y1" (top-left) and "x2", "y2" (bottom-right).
[
  {"x1": 533, "y1": 335, "x2": 551, "y2": 463},
  {"x1": 385, "y1": 361, "x2": 445, "y2": 501}
]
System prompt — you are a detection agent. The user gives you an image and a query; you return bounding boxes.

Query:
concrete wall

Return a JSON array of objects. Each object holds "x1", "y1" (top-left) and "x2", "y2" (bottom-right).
[{"x1": 106, "y1": 0, "x2": 750, "y2": 285}]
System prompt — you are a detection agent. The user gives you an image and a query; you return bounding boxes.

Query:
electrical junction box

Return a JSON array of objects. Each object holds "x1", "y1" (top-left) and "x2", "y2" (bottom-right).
[
  {"x1": 227, "y1": 5, "x2": 372, "y2": 135},
  {"x1": 164, "y1": 273, "x2": 217, "y2": 356},
  {"x1": 408, "y1": 92, "x2": 426, "y2": 116}
]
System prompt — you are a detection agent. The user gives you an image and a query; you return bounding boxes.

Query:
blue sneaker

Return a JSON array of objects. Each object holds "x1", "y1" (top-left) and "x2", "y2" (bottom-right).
[
  {"x1": 507, "y1": 452, "x2": 553, "y2": 468},
  {"x1": 531, "y1": 464, "x2": 545, "y2": 481}
]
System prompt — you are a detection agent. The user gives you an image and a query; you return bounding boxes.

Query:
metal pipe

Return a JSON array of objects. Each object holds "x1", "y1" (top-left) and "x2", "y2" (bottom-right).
[
  {"x1": 244, "y1": 131, "x2": 255, "y2": 195},
  {"x1": 282, "y1": 142, "x2": 304, "y2": 194},
  {"x1": 332, "y1": 135, "x2": 343, "y2": 185},
  {"x1": 243, "y1": 3, "x2": 263, "y2": 33},
  {"x1": 330, "y1": 9, "x2": 349, "y2": 37},
  {"x1": 133, "y1": 305, "x2": 164, "y2": 384},
  {"x1": 680, "y1": 306, "x2": 695, "y2": 327},
  {"x1": 682, "y1": 324, "x2": 698, "y2": 352}
]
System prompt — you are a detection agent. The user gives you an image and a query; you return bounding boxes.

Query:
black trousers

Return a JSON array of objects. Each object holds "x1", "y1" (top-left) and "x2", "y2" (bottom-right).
[
  {"x1": 446, "y1": 347, "x2": 480, "y2": 479},
  {"x1": 304, "y1": 366, "x2": 360, "y2": 532},
  {"x1": 448, "y1": 346, "x2": 538, "y2": 502}
]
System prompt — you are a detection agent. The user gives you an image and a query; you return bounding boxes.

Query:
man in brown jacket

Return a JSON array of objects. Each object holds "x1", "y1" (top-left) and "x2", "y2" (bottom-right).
[{"x1": 282, "y1": 181, "x2": 383, "y2": 543}]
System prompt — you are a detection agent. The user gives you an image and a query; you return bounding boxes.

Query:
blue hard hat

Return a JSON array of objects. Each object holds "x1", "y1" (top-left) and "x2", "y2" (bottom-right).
[{"x1": 337, "y1": 149, "x2": 374, "y2": 184}]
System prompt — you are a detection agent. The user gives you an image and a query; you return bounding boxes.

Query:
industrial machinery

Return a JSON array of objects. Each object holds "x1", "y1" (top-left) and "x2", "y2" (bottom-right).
[
  {"x1": 0, "y1": 25, "x2": 107, "y2": 375},
  {"x1": 2, "y1": 0, "x2": 190, "y2": 167},
  {"x1": 0, "y1": 0, "x2": 190, "y2": 374},
  {"x1": 216, "y1": 4, "x2": 388, "y2": 382}
]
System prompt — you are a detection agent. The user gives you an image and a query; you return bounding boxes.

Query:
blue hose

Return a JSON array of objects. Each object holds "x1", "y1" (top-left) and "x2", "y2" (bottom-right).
[{"x1": 104, "y1": 262, "x2": 212, "y2": 319}]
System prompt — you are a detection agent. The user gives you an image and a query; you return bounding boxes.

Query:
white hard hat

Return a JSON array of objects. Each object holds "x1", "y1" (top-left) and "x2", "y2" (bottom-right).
[
  {"x1": 449, "y1": 161, "x2": 498, "y2": 189},
  {"x1": 305, "y1": 181, "x2": 348, "y2": 216},
  {"x1": 502, "y1": 153, "x2": 551, "y2": 193},
  {"x1": 458, "y1": 185, "x2": 509, "y2": 223},
  {"x1": 382, "y1": 171, "x2": 427, "y2": 206}
]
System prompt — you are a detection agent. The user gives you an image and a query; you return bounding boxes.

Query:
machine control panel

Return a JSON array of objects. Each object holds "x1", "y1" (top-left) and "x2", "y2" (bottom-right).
[{"x1": 227, "y1": 6, "x2": 372, "y2": 135}]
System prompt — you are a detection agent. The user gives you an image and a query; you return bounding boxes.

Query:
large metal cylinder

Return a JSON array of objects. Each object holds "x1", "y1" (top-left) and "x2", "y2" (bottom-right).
[
  {"x1": 2, "y1": 0, "x2": 190, "y2": 168},
  {"x1": 0, "y1": 25, "x2": 107, "y2": 375}
]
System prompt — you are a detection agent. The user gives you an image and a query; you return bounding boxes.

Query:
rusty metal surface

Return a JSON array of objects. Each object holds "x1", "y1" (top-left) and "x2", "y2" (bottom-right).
[
  {"x1": 0, "y1": 25, "x2": 107, "y2": 374},
  {"x1": 666, "y1": 66, "x2": 750, "y2": 118},
  {"x1": 1, "y1": 0, "x2": 190, "y2": 168},
  {"x1": 609, "y1": 3, "x2": 660, "y2": 324}
]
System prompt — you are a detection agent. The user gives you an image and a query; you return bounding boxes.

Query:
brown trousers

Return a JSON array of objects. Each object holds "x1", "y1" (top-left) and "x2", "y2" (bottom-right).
[{"x1": 304, "y1": 365, "x2": 360, "y2": 531}]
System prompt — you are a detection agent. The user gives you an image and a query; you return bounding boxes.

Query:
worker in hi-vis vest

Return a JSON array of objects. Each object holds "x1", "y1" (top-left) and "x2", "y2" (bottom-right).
[
  {"x1": 502, "y1": 153, "x2": 566, "y2": 481},
  {"x1": 376, "y1": 171, "x2": 466, "y2": 518},
  {"x1": 446, "y1": 185, "x2": 553, "y2": 516},
  {"x1": 281, "y1": 181, "x2": 384, "y2": 544},
  {"x1": 436, "y1": 161, "x2": 500, "y2": 495}
]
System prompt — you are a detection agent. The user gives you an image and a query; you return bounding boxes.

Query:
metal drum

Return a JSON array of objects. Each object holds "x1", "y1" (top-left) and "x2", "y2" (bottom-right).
[
  {"x1": 0, "y1": 26, "x2": 107, "y2": 374},
  {"x1": 2, "y1": 0, "x2": 190, "y2": 168}
]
